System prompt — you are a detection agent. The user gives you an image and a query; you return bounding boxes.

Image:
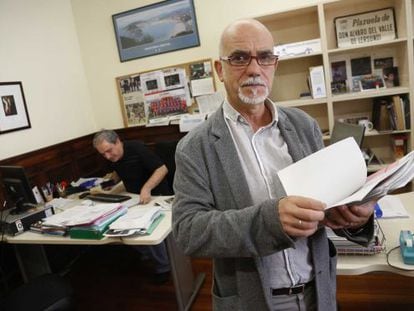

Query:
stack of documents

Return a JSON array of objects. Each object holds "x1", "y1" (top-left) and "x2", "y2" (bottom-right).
[
  {"x1": 326, "y1": 220, "x2": 386, "y2": 255},
  {"x1": 104, "y1": 206, "x2": 163, "y2": 237},
  {"x1": 278, "y1": 137, "x2": 414, "y2": 208},
  {"x1": 42, "y1": 203, "x2": 127, "y2": 239}
]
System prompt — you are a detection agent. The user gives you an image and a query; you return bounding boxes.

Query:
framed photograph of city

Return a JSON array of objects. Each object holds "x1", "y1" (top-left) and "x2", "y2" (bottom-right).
[
  {"x1": 0, "y1": 81, "x2": 31, "y2": 134},
  {"x1": 112, "y1": 0, "x2": 200, "y2": 62}
]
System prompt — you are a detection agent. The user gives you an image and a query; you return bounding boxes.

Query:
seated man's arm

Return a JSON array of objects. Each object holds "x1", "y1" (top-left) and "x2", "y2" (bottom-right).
[{"x1": 140, "y1": 165, "x2": 168, "y2": 204}]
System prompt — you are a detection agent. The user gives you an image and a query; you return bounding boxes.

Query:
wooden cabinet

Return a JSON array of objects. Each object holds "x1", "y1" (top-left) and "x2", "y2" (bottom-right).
[{"x1": 256, "y1": 0, "x2": 414, "y2": 170}]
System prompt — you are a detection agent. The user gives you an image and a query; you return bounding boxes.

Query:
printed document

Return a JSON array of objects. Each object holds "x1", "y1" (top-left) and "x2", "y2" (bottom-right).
[{"x1": 277, "y1": 137, "x2": 414, "y2": 208}]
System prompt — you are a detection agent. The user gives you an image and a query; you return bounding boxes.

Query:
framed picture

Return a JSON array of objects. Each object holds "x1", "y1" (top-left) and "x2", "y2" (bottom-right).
[
  {"x1": 334, "y1": 7, "x2": 397, "y2": 48},
  {"x1": 351, "y1": 56, "x2": 372, "y2": 76},
  {"x1": 112, "y1": 0, "x2": 200, "y2": 62},
  {"x1": 331, "y1": 61, "x2": 347, "y2": 82},
  {"x1": 359, "y1": 75, "x2": 385, "y2": 91},
  {"x1": 0, "y1": 82, "x2": 31, "y2": 134}
]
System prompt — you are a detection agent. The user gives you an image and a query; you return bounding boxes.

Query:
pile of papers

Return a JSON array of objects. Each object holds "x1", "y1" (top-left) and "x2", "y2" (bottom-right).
[
  {"x1": 376, "y1": 195, "x2": 409, "y2": 219},
  {"x1": 278, "y1": 137, "x2": 414, "y2": 208},
  {"x1": 104, "y1": 206, "x2": 163, "y2": 237},
  {"x1": 326, "y1": 220, "x2": 386, "y2": 255},
  {"x1": 39, "y1": 203, "x2": 127, "y2": 239}
]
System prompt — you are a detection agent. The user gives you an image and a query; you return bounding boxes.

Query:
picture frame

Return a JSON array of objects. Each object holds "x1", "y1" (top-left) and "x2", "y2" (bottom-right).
[
  {"x1": 359, "y1": 74, "x2": 385, "y2": 91},
  {"x1": 112, "y1": 0, "x2": 200, "y2": 62},
  {"x1": 0, "y1": 81, "x2": 31, "y2": 134},
  {"x1": 334, "y1": 7, "x2": 397, "y2": 48}
]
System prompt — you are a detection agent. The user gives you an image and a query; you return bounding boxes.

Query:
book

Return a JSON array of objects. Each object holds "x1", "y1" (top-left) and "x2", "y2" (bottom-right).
[
  {"x1": 391, "y1": 95, "x2": 405, "y2": 130},
  {"x1": 372, "y1": 97, "x2": 392, "y2": 131},
  {"x1": 277, "y1": 137, "x2": 414, "y2": 209},
  {"x1": 308, "y1": 65, "x2": 326, "y2": 99}
]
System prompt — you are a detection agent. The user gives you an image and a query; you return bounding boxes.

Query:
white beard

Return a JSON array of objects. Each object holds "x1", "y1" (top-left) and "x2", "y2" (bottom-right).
[{"x1": 237, "y1": 77, "x2": 269, "y2": 105}]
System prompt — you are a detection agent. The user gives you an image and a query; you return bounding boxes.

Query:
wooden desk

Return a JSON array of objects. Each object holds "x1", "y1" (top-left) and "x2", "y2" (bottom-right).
[
  {"x1": 5, "y1": 196, "x2": 204, "y2": 311},
  {"x1": 337, "y1": 191, "x2": 414, "y2": 276}
]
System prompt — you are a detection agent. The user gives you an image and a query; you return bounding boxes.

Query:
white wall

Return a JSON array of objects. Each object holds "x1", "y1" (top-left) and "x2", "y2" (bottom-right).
[
  {"x1": 0, "y1": 0, "x2": 323, "y2": 160},
  {"x1": 71, "y1": 0, "x2": 325, "y2": 130},
  {"x1": 0, "y1": 0, "x2": 95, "y2": 160}
]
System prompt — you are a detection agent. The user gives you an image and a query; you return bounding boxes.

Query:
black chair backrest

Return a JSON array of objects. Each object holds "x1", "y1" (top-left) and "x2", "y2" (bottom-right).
[{"x1": 154, "y1": 140, "x2": 179, "y2": 192}]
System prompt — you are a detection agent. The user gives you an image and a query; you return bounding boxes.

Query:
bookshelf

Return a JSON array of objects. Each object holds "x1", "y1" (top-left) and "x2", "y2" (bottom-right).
[{"x1": 255, "y1": 0, "x2": 414, "y2": 172}]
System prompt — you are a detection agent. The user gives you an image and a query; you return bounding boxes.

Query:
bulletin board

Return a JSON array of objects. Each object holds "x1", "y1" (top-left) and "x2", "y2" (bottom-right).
[{"x1": 115, "y1": 58, "x2": 216, "y2": 128}]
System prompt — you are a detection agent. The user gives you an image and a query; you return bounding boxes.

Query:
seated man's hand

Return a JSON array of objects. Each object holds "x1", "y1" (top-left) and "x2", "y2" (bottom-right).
[
  {"x1": 323, "y1": 200, "x2": 376, "y2": 230},
  {"x1": 139, "y1": 187, "x2": 152, "y2": 204},
  {"x1": 278, "y1": 196, "x2": 326, "y2": 238}
]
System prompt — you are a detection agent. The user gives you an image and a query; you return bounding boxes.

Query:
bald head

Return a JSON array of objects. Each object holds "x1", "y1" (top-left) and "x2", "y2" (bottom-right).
[{"x1": 219, "y1": 19, "x2": 274, "y2": 56}]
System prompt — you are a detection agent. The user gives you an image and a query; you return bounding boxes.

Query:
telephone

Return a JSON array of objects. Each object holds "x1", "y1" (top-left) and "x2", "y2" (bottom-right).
[{"x1": 399, "y1": 230, "x2": 414, "y2": 265}]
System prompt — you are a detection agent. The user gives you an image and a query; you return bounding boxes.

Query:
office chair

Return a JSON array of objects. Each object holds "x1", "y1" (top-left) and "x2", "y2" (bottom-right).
[
  {"x1": 0, "y1": 273, "x2": 74, "y2": 311},
  {"x1": 330, "y1": 120, "x2": 365, "y2": 146}
]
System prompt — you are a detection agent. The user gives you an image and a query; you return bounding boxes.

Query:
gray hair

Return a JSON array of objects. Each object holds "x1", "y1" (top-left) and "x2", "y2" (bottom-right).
[{"x1": 92, "y1": 129, "x2": 119, "y2": 148}]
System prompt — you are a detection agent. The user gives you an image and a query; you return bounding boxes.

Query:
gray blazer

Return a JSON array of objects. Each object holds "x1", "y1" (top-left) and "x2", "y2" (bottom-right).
[{"x1": 172, "y1": 105, "x2": 373, "y2": 310}]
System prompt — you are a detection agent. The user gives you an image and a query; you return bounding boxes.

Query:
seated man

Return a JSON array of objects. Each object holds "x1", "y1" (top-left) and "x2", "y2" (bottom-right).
[{"x1": 93, "y1": 129, "x2": 171, "y2": 283}]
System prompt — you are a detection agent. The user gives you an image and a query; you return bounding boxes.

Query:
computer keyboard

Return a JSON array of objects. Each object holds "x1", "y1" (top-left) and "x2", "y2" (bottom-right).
[{"x1": 86, "y1": 193, "x2": 131, "y2": 203}]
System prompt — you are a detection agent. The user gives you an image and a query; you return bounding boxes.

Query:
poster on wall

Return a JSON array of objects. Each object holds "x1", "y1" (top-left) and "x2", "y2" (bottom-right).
[
  {"x1": 334, "y1": 8, "x2": 396, "y2": 48},
  {"x1": 115, "y1": 58, "x2": 216, "y2": 128},
  {"x1": 0, "y1": 82, "x2": 31, "y2": 134},
  {"x1": 112, "y1": 0, "x2": 200, "y2": 62}
]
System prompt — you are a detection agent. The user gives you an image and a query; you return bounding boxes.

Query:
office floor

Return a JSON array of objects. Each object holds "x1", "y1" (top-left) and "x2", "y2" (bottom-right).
[
  {"x1": 66, "y1": 245, "x2": 212, "y2": 311},
  {"x1": 65, "y1": 245, "x2": 414, "y2": 311}
]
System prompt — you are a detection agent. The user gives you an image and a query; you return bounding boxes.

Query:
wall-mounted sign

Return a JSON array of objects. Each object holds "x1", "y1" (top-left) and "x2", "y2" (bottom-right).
[{"x1": 334, "y1": 7, "x2": 396, "y2": 48}]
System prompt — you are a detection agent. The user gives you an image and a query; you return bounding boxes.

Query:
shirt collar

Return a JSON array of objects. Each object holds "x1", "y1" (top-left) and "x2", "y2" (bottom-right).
[{"x1": 223, "y1": 98, "x2": 279, "y2": 125}]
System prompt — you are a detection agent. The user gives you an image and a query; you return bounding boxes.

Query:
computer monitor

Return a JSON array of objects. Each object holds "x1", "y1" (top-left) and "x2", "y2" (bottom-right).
[{"x1": 0, "y1": 165, "x2": 37, "y2": 215}]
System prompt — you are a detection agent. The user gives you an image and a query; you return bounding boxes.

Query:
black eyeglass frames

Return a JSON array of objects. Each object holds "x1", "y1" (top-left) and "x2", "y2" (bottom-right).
[{"x1": 220, "y1": 52, "x2": 278, "y2": 67}]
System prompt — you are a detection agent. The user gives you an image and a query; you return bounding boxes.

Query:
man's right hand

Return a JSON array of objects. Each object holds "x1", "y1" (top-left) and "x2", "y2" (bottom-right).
[{"x1": 278, "y1": 196, "x2": 326, "y2": 238}]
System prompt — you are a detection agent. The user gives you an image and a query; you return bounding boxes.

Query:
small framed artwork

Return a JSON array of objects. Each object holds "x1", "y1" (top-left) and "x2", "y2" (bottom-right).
[
  {"x1": 112, "y1": 0, "x2": 200, "y2": 62},
  {"x1": 331, "y1": 60, "x2": 347, "y2": 82},
  {"x1": 0, "y1": 82, "x2": 31, "y2": 134},
  {"x1": 359, "y1": 75, "x2": 385, "y2": 91},
  {"x1": 351, "y1": 56, "x2": 372, "y2": 76}
]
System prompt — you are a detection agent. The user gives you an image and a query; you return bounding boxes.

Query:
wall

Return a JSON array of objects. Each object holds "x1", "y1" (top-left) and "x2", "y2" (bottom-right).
[
  {"x1": 71, "y1": 0, "x2": 327, "y2": 130},
  {"x1": 0, "y1": 0, "x2": 326, "y2": 160},
  {"x1": 0, "y1": 0, "x2": 96, "y2": 160}
]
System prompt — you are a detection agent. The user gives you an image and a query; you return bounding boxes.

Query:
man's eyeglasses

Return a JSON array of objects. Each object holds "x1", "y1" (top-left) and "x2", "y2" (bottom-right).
[{"x1": 220, "y1": 52, "x2": 278, "y2": 67}]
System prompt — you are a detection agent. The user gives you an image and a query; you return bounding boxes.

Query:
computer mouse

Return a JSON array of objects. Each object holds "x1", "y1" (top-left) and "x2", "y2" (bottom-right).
[{"x1": 78, "y1": 192, "x2": 90, "y2": 199}]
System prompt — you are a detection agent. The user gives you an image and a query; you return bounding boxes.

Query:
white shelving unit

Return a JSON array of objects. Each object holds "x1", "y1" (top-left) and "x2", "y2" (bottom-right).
[{"x1": 256, "y1": 0, "x2": 414, "y2": 169}]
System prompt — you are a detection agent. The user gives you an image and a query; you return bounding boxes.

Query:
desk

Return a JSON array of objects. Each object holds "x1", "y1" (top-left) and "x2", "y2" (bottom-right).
[
  {"x1": 5, "y1": 196, "x2": 205, "y2": 311},
  {"x1": 337, "y1": 191, "x2": 414, "y2": 276}
]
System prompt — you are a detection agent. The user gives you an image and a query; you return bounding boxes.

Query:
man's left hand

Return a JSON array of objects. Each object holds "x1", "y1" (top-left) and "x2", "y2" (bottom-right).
[{"x1": 323, "y1": 200, "x2": 376, "y2": 230}]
